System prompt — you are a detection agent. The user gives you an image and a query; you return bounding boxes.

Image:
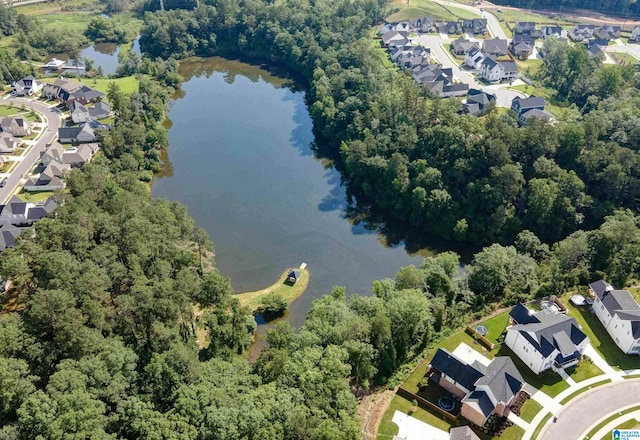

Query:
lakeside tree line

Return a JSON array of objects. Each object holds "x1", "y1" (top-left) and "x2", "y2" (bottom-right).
[{"x1": 137, "y1": 0, "x2": 640, "y2": 246}]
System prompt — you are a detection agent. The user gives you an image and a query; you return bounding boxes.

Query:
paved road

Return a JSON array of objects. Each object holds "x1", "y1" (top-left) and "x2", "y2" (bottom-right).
[
  {"x1": 539, "y1": 378, "x2": 640, "y2": 440},
  {"x1": 0, "y1": 97, "x2": 61, "y2": 204}
]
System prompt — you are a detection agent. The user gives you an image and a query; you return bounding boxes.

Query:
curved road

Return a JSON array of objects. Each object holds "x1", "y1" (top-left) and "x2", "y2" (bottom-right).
[
  {"x1": 430, "y1": 0, "x2": 509, "y2": 40},
  {"x1": 540, "y1": 378, "x2": 640, "y2": 440},
  {"x1": 0, "y1": 97, "x2": 61, "y2": 204}
]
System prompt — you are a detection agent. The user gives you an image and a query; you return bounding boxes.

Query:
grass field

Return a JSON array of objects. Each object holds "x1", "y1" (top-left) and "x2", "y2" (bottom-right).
[
  {"x1": 19, "y1": 190, "x2": 58, "y2": 203},
  {"x1": 519, "y1": 398, "x2": 543, "y2": 423},
  {"x1": 40, "y1": 75, "x2": 141, "y2": 96},
  {"x1": 387, "y1": 0, "x2": 478, "y2": 22},
  {"x1": 610, "y1": 51, "x2": 639, "y2": 65},
  {"x1": 0, "y1": 105, "x2": 24, "y2": 117},
  {"x1": 516, "y1": 58, "x2": 543, "y2": 77},
  {"x1": 236, "y1": 268, "x2": 309, "y2": 312},
  {"x1": 567, "y1": 359, "x2": 603, "y2": 382}
]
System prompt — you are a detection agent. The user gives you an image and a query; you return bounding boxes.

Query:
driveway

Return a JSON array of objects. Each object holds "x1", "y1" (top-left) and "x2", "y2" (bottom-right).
[
  {"x1": 0, "y1": 97, "x2": 61, "y2": 204},
  {"x1": 539, "y1": 378, "x2": 640, "y2": 440},
  {"x1": 392, "y1": 410, "x2": 449, "y2": 440}
]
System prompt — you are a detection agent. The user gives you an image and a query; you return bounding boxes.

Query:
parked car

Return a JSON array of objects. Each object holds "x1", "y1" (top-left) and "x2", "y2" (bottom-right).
[
  {"x1": 0, "y1": 179, "x2": 6, "y2": 188},
  {"x1": 497, "y1": 8, "x2": 503, "y2": 13}
]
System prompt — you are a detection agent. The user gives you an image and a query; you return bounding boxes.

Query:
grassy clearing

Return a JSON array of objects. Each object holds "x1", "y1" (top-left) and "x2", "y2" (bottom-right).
[
  {"x1": 40, "y1": 76, "x2": 141, "y2": 96},
  {"x1": 610, "y1": 51, "x2": 639, "y2": 65},
  {"x1": 516, "y1": 58, "x2": 543, "y2": 77},
  {"x1": 236, "y1": 268, "x2": 309, "y2": 312},
  {"x1": 565, "y1": 302, "x2": 640, "y2": 371},
  {"x1": 19, "y1": 190, "x2": 57, "y2": 203},
  {"x1": 584, "y1": 405, "x2": 640, "y2": 440},
  {"x1": 0, "y1": 105, "x2": 27, "y2": 116},
  {"x1": 387, "y1": 0, "x2": 478, "y2": 22},
  {"x1": 567, "y1": 358, "x2": 603, "y2": 382},
  {"x1": 559, "y1": 379, "x2": 611, "y2": 404},
  {"x1": 519, "y1": 398, "x2": 543, "y2": 423}
]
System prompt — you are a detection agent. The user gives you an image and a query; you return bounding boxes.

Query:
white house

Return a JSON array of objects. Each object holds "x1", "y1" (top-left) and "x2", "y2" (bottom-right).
[
  {"x1": 428, "y1": 346, "x2": 524, "y2": 427},
  {"x1": 590, "y1": 280, "x2": 640, "y2": 355},
  {"x1": 505, "y1": 303, "x2": 589, "y2": 374},
  {"x1": 479, "y1": 57, "x2": 518, "y2": 83},
  {"x1": 12, "y1": 75, "x2": 43, "y2": 96},
  {"x1": 465, "y1": 47, "x2": 485, "y2": 70},
  {"x1": 631, "y1": 26, "x2": 640, "y2": 42}
]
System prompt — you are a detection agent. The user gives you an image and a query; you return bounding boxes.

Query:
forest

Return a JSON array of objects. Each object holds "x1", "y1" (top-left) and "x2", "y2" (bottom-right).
[
  {"x1": 486, "y1": 0, "x2": 640, "y2": 16},
  {"x1": 137, "y1": 0, "x2": 640, "y2": 246}
]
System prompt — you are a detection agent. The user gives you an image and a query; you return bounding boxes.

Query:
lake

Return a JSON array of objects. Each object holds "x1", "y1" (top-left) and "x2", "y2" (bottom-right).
[
  {"x1": 79, "y1": 36, "x2": 141, "y2": 75},
  {"x1": 152, "y1": 57, "x2": 434, "y2": 326}
]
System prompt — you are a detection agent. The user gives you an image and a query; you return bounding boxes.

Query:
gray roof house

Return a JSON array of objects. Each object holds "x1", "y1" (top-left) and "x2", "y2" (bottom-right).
[
  {"x1": 482, "y1": 38, "x2": 508, "y2": 57},
  {"x1": 0, "y1": 116, "x2": 32, "y2": 137},
  {"x1": 460, "y1": 89, "x2": 496, "y2": 116},
  {"x1": 62, "y1": 143, "x2": 99, "y2": 168},
  {"x1": 0, "y1": 133, "x2": 19, "y2": 154},
  {"x1": 590, "y1": 280, "x2": 640, "y2": 355},
  {"x1": 408, "y1": 16, "x2": 437, "y2": 33},
  {"x1": 449, "y1": 426, "x2": 481, "y2": 440},
  {"x1": 0, "y1": 221, "x2": 26, "y2": 252},
  {"x1": 440, "y1": 21, "x2": 463, "y2": 35},
  {"x1": 0, "y1": 195, "x2": 58, "y2": 227},
  {"x1": 520, "y1": 108, "x2": 555, "y2": 125},
  {"x1": 568, "y1": 24, "x2": 596, "y2": 42},
  {"x1": 505, "y1": 303, "x2": 589, "y2": 374},
  {"x1": 381, "y1": 30, "x2": 410, "y2": 47},
  {"x1": 41, "y1": 142, "x2": 64, "y2": 167},
  {"x1": 463, "y1": 18, "x2": 487, "y2": 35},
  {"x1": 542, "y1": 25, "x2": 566, "y2": 39},
  {"x1": 631, "y1": 25, "x2": 640, "y2": 42},
  {"x1": 58, "y1": 124, "x2": 97, "y2": 144},
  {"x1": 429, "y1": 347, "x2": 524, "y2": 427},
  {"x1": 451, "y1": 37, "x2": 479, "y2": 55},
  {"x1": 514, "y1": 21, "x2": 542, "y2": 38},
  {"x1": 594, "y1": 25, "x2": 621, "y2": 41}
]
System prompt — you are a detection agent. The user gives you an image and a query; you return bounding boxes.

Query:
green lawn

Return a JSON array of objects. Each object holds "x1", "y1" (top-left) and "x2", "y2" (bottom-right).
[
  {"x1": 40, "y1": 76, "x2": 141, "y2": 96},
  {"x1": 236, "y1": 268, "x2": 309, "y2": 312},
  {"x1": 519, "y1": 398, "x2": 543, "y2": 423},
  {"x1": 500, "y1": 425, "x2": 525, "y2": 440},
  {"x1": 609, "y1": 51, "x2": 639, "y2": 66},
  {"x1": 567, "y1": 358, "x2": 603, "y2": 382},
  {"x1": 376, "y1": 395, "x2": 454, "y2": 440},
  {"x1": 387, "y1": 0, "x2": 478, "y2": 22},
  {"x1": 479, "y1": 312, "x2": 510, "y2": 345},
  {"x1": 0, "y1": 106, "x2": 24, "y2": 116},
  {"x1": 0, "y1": 161, "x2": 15, "y2": 173},
  {"x1": 565, "y1": 302, "x2": 640, "y2": 371},
  {"x1": 19, "y1": 191, "x2": 57, "y2": 203},
  {"x1": 600, "y1": 418, "x2": 640, "y2": 439},
  {"x1": 516, "y1": 58, "x2": 543, "y2": 78}
]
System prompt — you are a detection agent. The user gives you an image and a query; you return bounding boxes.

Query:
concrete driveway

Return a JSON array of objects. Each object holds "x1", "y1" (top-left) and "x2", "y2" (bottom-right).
[
  {"x1": 0, "y1": 97, "x2": 61, "y2": 204},
  {"x1": 392, "y1": 410, "x2": 449, "y2": 440},
  {"x1": 539, "y1": 378, "x2": 640, "y2": 440}
]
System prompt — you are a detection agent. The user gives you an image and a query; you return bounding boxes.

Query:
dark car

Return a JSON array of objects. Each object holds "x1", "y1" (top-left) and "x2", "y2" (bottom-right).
[{"x1": 0, "y1": 179, "x2": 6, "y2": 188}]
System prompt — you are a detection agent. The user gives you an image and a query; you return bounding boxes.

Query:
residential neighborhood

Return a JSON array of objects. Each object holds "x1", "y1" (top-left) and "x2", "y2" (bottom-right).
[{"x1": 0, "y1": 76, "x2": 106, "y2": 251}]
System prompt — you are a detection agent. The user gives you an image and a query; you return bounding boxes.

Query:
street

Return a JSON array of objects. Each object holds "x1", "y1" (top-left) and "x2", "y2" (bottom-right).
[{"x1": 0, "y1": 97, "x2": 61, "y2": 204}]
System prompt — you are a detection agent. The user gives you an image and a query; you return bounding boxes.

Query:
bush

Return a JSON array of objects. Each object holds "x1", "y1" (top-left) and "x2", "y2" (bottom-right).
[{"x1": 257, "y1": 293, "x2": 287, "y2": 321}]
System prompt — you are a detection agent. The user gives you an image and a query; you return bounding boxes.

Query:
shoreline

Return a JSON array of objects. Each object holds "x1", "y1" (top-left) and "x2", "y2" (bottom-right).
[{"x1": 236, "y1": 266, "x2": 310, "y2": 312}]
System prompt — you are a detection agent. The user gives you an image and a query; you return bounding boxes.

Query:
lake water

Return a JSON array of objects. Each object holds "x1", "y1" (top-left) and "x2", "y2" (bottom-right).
[
  {"x1": 152, "y1": 57, "x2": 436, "y2": 326},
  {"x1": 79, "y1": 36, "x2": 141, "y2": 75}
]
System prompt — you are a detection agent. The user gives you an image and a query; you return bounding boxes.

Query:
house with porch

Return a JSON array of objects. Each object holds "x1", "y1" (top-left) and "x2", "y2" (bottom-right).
[
  {"x1": 440, "y1": 21, "x2": 463, "y2": 35},
  {"x1": 12, "y1": 75, "x2": 43, "y2": 96},
  {"x1": 0, "y1": 116, "x2": 32, "y2": 137},
  {"x1": 505, "y1": 303, "x2": 589, "y2": 374},
  {"x1": 451, "y1": 37, "x2": 479, "y2": 56},
  {"x1": 479, "y1": 57, "x2": 518, "y2": 83},
  {"x1": 514, "y1": 22, "x2": 542, "y2": 39},
  {"x1": 428, "y1": 347, "x2": 525, "y2": 427},
  {"x1": 590, "y1": 280, "x2": 640, "y2": 355},
  {"x1": 408, "y1": 17, "x2": 437, "y2": 33}
]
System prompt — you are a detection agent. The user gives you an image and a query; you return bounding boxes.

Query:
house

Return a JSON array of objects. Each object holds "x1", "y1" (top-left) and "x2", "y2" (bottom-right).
[
  {"x1": 58, "y1": 123, "x2": 97, "y2": 144},
  {"x1": 449, "y1": 426, "x2": 481, "y2": 440},
  {"x1": 408, "y1": 16, "x2": 437, "y2": 33},
  {"x1": 482, "y1": 38, "x2": 508, "y2": 57},
  {"x1": 428, "y1": 347, "x2": 525, "y2": 427},
  {"x1": 413, "y1": 64, "x2": 469, "y2": 97},
  {"x1": 391, "y1": 45, "x2": 431, "y2": 69},
  {"x1": 505, "y1": 303, "x2": 589, "y2": 374},
  {"x1": 460, "y1": 89, "x2": 496, "y2": 116},
  {"x1": 70, "y1": 102, "x2": 91, "y2": 124},
  {"x1": 451, "y1": 37, "x2": 479, "y2": 56},
  {"x1": 568, "y1": 24, "x2": 596, "y2": 42},
  {"x1": 631, "y1": 26, "x2": 640, "y2": 42},
  {"x1": 590, "y1": 280, "x2": 640, "y2": 355},
  {"x1": 43, "y1": 79, "x2": 105, "y2": 107},
  {"x1": 41, "y1": 142, "x2": 64, "y2": 167},
  {"x1": 0, "y1": 134, "x2": 18, "y2": 154},
  {"x1": 586, "y1": 42, "x2": 606, "y2": 59},
  {"x1": 511, "y1": 95, "x2": 545, "y2": 116},
  {"x1": 287, "y1": 270, "x2": 301, "y2": 284},
  {"x1": 0, "y1": 116, "x2": 32, "y2": 137},
  {"x1": 381, "y1": 30, "x2": 410, "y2": 47},
  {"x1": 463, "y1": 18, "x2": 487, "y2": 35},
  {"x1": 514, "y1": 21, "x2": 542, "y2": 38},
  {"x1": 594, "y1": 25, "x2": 621, "y2": 41},
  {"x1": 62, "y1": 143, "x2": 99, "y2": 168},
  {"x1": 0, "y1": 221, "x2": 25, "y2": 252},
  {"x1": 519, "y1": 109, "x2": 555, "y2": 125},
  {"x1": 12, "y1": 75, "x2": 43, "y2": 96},
  {"x1": 89, "y1": 102, "x2": 111, "y2": 120},
  {"x1": 510, "y1": 40, "x2": 533, "y2": 60},
  {"x1": 0, "y1": 195, "x2": 58, "y2": 227},
  {"x1": 23, "y1": 164, "x2": 67, "y2": 192},
  {"x1": 541, "y1": 25, "x2": 567, "y2": 39},
  {"x1": 440, "y1": 21, "x2": 463, "y2": 35},
  {"x1": 479, "y1": 57, "x2": 518, "y2": 83},
  {"x1": 465, "y1": 47, "x2": 486, "y2": 70}
]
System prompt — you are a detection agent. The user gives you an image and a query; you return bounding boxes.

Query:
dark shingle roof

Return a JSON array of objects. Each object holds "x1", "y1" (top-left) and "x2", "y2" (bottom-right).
[
  {"x1": 464, "y1": 391, "x2": 494, "y2": 418},
  {"x1": 430, "y1": 348, "x2": 484, "y2": 391},
  {"x1": 513, "y1": 96, "x2": 546, "y2": 109},
  {"x1": 509, "y1": 303, "x2": 537, "y2": 325},
  {"x1": 511, "y1": 310, "x2": 587, "y2": 357},
  {"x1": 475, "y1": 356, "x2": 523, "y2": 404},
  {"x1": 449, "y1": 426, "x2": 481, "y2": 440}
]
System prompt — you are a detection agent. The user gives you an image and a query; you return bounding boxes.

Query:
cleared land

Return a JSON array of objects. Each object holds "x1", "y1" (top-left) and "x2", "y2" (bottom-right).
[
  {"x1": 236, "y1": 267, "x2": 309, "y2": 312},
  {"x1": 387, "y1": 0, "x2": 479, "y2": 22}
]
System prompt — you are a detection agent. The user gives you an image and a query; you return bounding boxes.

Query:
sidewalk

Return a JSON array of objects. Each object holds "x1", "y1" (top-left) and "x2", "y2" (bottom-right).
[
  {"x1": 579, "y1": 406, "x2": 640, "y2": 439},
  {"x1": 584, "y1": 344, "x2": 624, "y2": 381}
]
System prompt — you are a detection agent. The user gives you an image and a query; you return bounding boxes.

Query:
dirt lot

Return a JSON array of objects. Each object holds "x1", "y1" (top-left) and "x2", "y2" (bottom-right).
[{"x1": 359, "y1": 389, "x2": 397, "y2": 440}]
